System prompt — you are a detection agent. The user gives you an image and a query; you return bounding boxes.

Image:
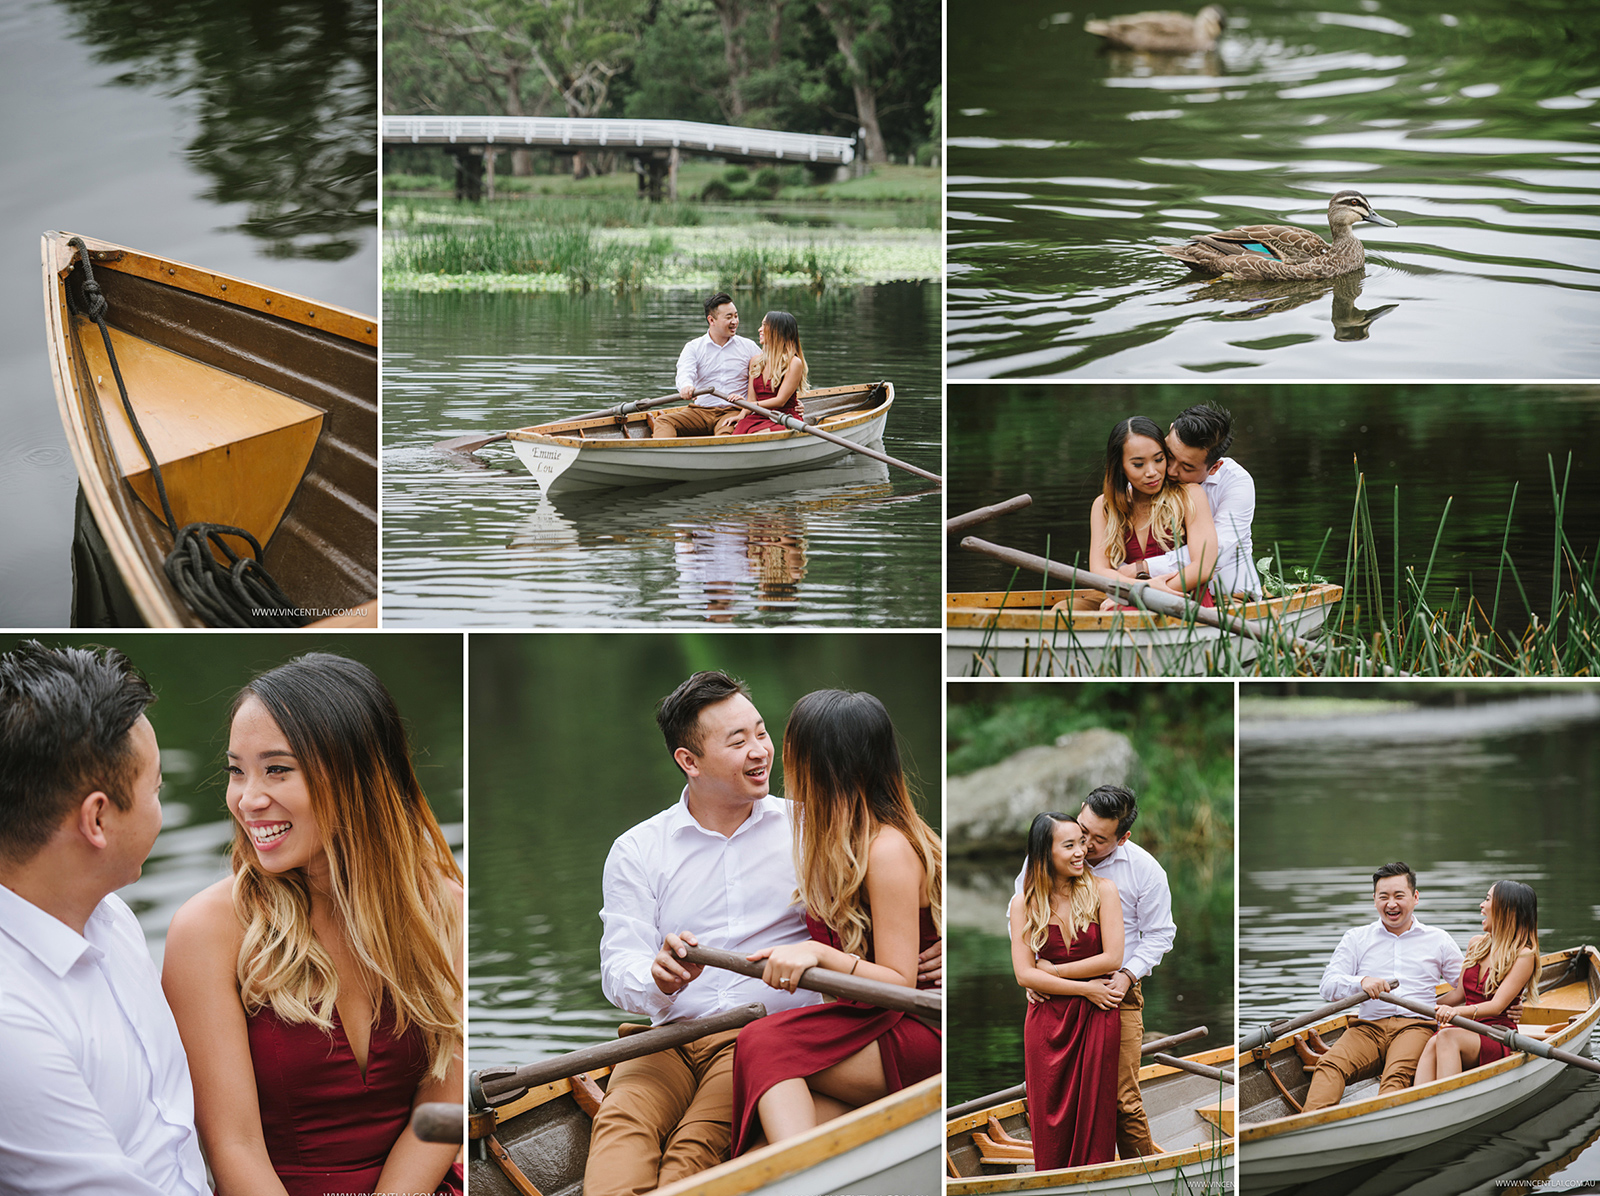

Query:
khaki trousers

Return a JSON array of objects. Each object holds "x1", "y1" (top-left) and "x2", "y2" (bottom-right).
[
  {"x1": 583, "y1": 1027, "x2": 741, "y2": 1196},
  {"x1": 1117, "y1": 980, "x2": 1160, "y2": 1159},
  {"x1": 1303, "y1": 1016, "x2": 1434, "y2": 1111},
  {"x1": 650, "y1": 404, "x2": 740, "y2": 438}
]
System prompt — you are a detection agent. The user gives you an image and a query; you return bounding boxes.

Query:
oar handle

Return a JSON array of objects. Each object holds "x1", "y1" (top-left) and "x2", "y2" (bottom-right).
[
  {"x1": 410, "y1": 1101, "x2": 464, "y2": 1144},
  {"x1": 472, "y1": 1002, "x2": 768, "y2": 1106},
  {"x1": 1372, "y1": 990, "x2": 1600, "y2": 1076},
  {"x1": 1236, "y1": 982, "x2": 1398, "y2": 1052},
  {"x1": 709, "y1": 388, "x2": 942, "y2": 485},
  {"x1": 682, "y1": 944, "x2": 942, "y2": 1017},
  {"x1": 946, "y1": 494, "x2": 1032, "y2": 537},
  {"x1": 1149, "y1": 1052, "x2": 1234, "y2": 1084}
]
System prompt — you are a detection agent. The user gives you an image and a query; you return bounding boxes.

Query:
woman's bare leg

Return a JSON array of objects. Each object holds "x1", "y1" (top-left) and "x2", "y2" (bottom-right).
[
  {"x1": 757, "y1": 1077, "x2": 818, "y2": 1145},
  {"x1": 808, "y1": 1040, "x2": 889, "y2": 1107},
  {"x1": 1434, "y1": 1027, "x2": 1477, "y2": 1078},
  {"x1": 1415, "y1": 1035, "x2": 1439, "y2": 1085}
]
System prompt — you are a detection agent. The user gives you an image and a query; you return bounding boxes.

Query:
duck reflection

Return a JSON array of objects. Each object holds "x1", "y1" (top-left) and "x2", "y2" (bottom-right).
[
  {"x1": 56, "y1": 0, "x2": 376, "y2": 260},
  {"x1": 1166, "y1": 271, "x2": 1399, "y2": 341}
]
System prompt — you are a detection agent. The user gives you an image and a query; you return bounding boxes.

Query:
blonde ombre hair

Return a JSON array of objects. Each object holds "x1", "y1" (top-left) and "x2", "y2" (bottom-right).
[
  {"x1": 1101, "y1": 416, "x2": 1192, "y2": 569},
  {"x1": 785, "y1": 690, "x2": 941, "y2": 960},
  {"x1": 1462, "y1": 880, "x2": 1540, "y2": 1007},
  {"x1": 1020, "y1": 813, "x2": 1101, "y2": 953},
  {"x1": 752, "y1": 311, "x2": 810, "y2": 392},
  {"x1": 228, "y1": 654, "x2": 463, "y2": 1080}
]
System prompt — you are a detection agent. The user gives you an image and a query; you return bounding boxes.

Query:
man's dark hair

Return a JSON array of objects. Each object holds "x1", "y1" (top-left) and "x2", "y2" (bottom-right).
[
  {"x1": 704, "y1": 292, "x2": 734, "y2": 320},
  {"x1": 656, "y1": 670, "x2": 752, "y2": 772},
  {"x1": 1373, "y1": 861, "x2": 1417, "y2": 891},
  {"x1": 0, "y1": 641, "x2": 156, "y2": 863},
  {"x1": 1082, "y1": 784, "x2": 1138, "y2": 838},
  {"x1": 1170, "y1": 403, "x2": 1234, "y2": 467}
]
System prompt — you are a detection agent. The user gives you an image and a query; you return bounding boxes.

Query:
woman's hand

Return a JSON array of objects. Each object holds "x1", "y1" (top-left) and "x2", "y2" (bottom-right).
[
  {"x1": 1082, "y1": 977, "x2": 1121, "y2": 1010},
  {"x1": 1435, "y1": 1003, "x2": 1464, "y2": 1026},
  {"x1": 1099, "y1": 597, "x2": 1119, "y2": 611},
  {"x1": 748, "y1": 942, "x2": 822, "y2": 994}
]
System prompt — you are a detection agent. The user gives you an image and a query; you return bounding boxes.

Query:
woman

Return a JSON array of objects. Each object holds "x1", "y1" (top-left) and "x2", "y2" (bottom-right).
[
  {"x1": 1010, "y1": 812, "x2": 1123, "y2": 1170},
  {"x1": 163, "y1": 654, "x2": 464, "y2": 1196},
  {"x1": 1415, "y1": 881, "x2": 1539, "y2": 1083},
  {"x1": 1083, "y1": 416, "x2": 1218, "y2": 611},
  {"x1": 728, "y1": 689, "x2": 941, "y2": 1154},
  {"x1": 729, "y1": 311, "x2": 809, "y2": 434}
]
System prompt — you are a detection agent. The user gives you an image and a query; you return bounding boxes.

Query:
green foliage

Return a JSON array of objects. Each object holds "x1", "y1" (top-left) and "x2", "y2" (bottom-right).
[
  {"x1": 724, "y1": 165, "x2": 751, "y2": 183},
  {"x1": 691, "y1": 242, "x2": 856, "y2": 290},
  {"x1": 1256, "y1": 557, "x2": 1332, "y2": 599},
  {"x1": 387, "y1": 222, "x2": 675, "y2": 293}
]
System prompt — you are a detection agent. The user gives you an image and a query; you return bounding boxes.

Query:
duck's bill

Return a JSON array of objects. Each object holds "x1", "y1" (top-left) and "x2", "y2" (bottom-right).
[{"x1": 1364, "y1": 211, "x2": 1398, "y2": 227}]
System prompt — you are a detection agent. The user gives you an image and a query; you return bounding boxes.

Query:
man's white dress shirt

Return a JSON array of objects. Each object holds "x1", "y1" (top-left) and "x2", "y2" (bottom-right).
[
  {"x1": 1143, "y1": 457, "x2": 1262, "y2": 596},
  {"x1": 1319, "y1": 917, "x2": 1464, "y2": 1022},
  {"x1": 599, "y1": 791, "x2": 819, "y2": 1024},
  {"x1": 674, "y1": 333, "x2": 759, "y2": 407},
  {"x1": 1011, "y1": 838, "x2": 1176, "y2": 981},
  {"x1": 0, "y1": 885, "x2": 208, "y2": 1195}
]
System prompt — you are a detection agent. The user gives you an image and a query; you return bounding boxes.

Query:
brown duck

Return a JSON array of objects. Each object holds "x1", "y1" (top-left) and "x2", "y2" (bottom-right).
[
  {"x1": 1085, "y1": 5, "x2": 1226, "y2": 53},
  {"x1": 1159, "y1": 191, "x2": 1399, "y2": 280}
]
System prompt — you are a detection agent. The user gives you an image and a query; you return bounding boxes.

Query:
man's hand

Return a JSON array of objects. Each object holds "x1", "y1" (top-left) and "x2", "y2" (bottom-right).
[
  {"x1": 1106, "y1": 969, "x2": 1132, "y2": 1001},
  {"x1": 651, "y1": 931, "x2": 705, "y2": 996},
  {"x1": 679, "y1": 384, "x2": 696, "y2": 401},
  {"x1": 1360, "y1": 976, "x2": 1391, "y2": 999},
  {"x1": 918, "y1": 939, "x2": 943, "y2": 987}
]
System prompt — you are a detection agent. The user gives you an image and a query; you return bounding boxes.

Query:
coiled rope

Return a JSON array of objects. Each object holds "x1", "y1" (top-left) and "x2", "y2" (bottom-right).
[{"x1": 66, "y1": 237, "x2": 307, "y2": 627}]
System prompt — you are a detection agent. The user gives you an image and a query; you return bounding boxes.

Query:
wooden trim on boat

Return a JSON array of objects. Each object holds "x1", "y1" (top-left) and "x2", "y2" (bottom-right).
[
  {"x1": 485, "y1": 1066, "x2": 615, "y2": 1129},
  {"x1": 947, "y1": 583, "x2": 1343, "y2": 632}
]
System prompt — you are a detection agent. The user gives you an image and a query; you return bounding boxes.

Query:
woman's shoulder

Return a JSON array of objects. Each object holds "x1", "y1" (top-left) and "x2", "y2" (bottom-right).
[
  {"x1": 1095, "y1": 873, "x2": 1120, "y2": 899},
  {"x1": 1090, "y1": 493, "x2": 1107, "y2": 516},
  {"x1": 868, "y1": 823, "x2": 918, "y2": 863},
  {"x1": 167, "y1": 877, "x2": 242, "y2": 955}
]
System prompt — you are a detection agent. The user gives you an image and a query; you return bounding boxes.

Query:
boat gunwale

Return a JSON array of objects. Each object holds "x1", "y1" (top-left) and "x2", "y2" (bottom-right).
[
  {"x1": 946, "y1": 582, "x2": 1344, "y2": 634},
  {"x1": 1240, "y1": 945, "x2": 1600, "y2": 1143}
]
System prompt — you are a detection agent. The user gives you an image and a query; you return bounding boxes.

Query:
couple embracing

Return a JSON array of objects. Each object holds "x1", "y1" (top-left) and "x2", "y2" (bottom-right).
[
  {"x1": 584, "y1": 671, "x2": 942, "y2": 1194},
  {"x1": 0, "y1": 643, "x2": 463, "y2": 1196}
]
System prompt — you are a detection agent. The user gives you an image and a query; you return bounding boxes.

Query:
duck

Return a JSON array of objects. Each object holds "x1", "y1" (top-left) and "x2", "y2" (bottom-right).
[
  {"x1": 1084, "y1": 5, "x2": 1226, "y2": 53},
  {"x1": 1159, "y1": 191, "x2": 1398, "y2": 280}
]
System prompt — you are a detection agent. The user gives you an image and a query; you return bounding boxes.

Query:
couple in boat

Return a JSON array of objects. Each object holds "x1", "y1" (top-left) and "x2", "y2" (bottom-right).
[
  {"x1": 1067, "y1": 404, "x2": 1262, "y2": 612},
  {"x1": 584, "y1": 671, "x2": 942, "y2": 1194},
  {"x1": 0, "y1": 643, "x2": 463, "y2": 1196},
  {"x1": 1298, "y1": 862, "x2": 1540, "y2": 1110},
  {"x1": 649, "y1": 292, "x2": 812, "y2": 438},
  {"x1": 1005, "y1": 789, "x2": 1177, "y2": 1170}
]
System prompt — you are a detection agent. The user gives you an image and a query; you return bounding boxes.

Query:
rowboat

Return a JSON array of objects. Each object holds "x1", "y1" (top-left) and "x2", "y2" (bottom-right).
[
  {"x1": 505, "y1": 382, "x2": 895, "y2": 493},
  {"x1": 1240, "y1": 946, "x2": 1600, "y2": 1193},
  {"x1": 469, "y1": 1066, "x2": 942, "y2": 1196},
  {"x1": 945, "y1": 1045, "x2": 1235, "y2": 1195},
  {"x1": 946, "y1": 584, "x2": 1343, "y2": 676},
  {"x1": 42, "y1": 231, "x2": 377, "y2": 626}
]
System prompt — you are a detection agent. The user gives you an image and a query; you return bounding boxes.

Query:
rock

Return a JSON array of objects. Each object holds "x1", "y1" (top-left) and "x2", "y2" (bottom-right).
[{"x1": 947, "y1": 728, "x2": 1138, "y2": 855}]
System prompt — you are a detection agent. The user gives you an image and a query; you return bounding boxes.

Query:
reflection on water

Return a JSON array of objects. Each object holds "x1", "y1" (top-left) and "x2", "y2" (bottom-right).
[
  {"x1": 56, "y1": 0, "x2": 376, "y2": 260},
  {"x1": 1241, "y1": 686, "x2": 1600, "y2": 1188},
  {"x1": 1181, "y1": 272, "x2": 1400, "y2": 342},
  {"x1": 948, "y1": 0, "x2": 1600, "y2": 377}
]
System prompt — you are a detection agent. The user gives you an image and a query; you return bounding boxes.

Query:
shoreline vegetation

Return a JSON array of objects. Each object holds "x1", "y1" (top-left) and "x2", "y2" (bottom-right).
[{"x1": 383, "y1": 164, "x2": 939, "y2": 294}]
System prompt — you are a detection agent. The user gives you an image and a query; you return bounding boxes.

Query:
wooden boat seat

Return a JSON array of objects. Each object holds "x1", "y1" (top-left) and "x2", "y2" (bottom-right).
[
  {"x1": 80, "y1": 321, "x2": 322, "y2": 553},
  {"x1": 1527, "y1": 980, "x2": 1591, "y2": 1020},
  {"x1": 1197, "y1": 1098, "x2": 1235, "y2": 1136},
  {"x1": 972, "y1": 1131, "x2": 1033, "y2": 1165},
  {"x1": 1516, "y1": 1018, "x2": 1572, "y2": 1039}
]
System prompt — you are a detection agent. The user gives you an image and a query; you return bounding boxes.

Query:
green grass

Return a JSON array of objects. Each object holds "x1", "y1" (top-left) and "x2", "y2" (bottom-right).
[{"x1": 385, "y1": 162, "x2": 938, "y2": 203}]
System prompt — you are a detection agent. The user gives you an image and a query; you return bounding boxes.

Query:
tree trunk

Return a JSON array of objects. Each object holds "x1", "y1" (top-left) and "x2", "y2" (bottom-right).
[
  {"x1": 814, "y1": 0, "x2": 887, "y2": 165},
  {"x1": 711, "y1": 0, "x2": 750, "y2": 121}
]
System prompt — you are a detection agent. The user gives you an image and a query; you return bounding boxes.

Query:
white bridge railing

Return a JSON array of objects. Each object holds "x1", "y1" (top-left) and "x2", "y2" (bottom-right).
[{"x1": 382, "y1": 115, "x2": 855, "y2": 165}]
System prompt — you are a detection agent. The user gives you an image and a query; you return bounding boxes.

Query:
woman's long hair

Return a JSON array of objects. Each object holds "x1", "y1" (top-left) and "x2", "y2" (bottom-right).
[
  {"x1": 785, "y1": 690, "x2": 941, "y2": 960},
  {"x1": 229, "y1": 653, "x2": 463, "y2": 1079},
  {"x1": 1101, "y1": 416, "x2": 1191, "y2": 569},
  {"x1": 753, "y1": 311, "x2": 810, "y2": 391},
  {"x1": 1463, "y1": 880, "x2": 1540, "y2": 1006},
  {"x1": 1020, "y1": 813, "x2": 1101, "y2": 953}
]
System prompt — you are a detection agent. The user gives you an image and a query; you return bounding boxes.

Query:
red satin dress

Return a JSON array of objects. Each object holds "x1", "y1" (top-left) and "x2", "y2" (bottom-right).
[
  {"x1": 729, "y1": 908, "x2": 941, "y2": 1156},
  {"x1": 1460, "y1": 961, "x2": 1519, "y2": 1066},
  {"x1": 245, "y1": 1000, "x2": 464, "y2": 1196},
  {"x1": 729, "y1": 373, "x2": 803, "y2": 435},
  {"x1": 1118, "y1": 522, "x2": 1215, "y2": 609},
  {"x1": 1023, "y1": 922, "x2": 1119, "y2": 1170}
]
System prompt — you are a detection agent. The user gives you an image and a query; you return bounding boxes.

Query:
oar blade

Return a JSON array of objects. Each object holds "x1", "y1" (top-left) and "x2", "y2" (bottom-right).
[{"x1": 435, "y1": 431, "x2": 508, "y2": 455}]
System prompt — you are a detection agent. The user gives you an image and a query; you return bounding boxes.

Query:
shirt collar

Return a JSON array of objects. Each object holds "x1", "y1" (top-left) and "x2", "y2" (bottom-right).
[
  {"x1": 1373, "y1": 915, "x2": 1429, "y2": 938},
  {"x1": 0, "y1": 882, "x2": 99, "y2": 978},
  {"x1": 665, "y1": 787, "x2": 785, "y2": 839}
]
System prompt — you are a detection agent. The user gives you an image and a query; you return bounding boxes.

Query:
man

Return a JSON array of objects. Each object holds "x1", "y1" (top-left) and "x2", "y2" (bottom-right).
[
  {"x1": 586, "y1": 671, "x2": 938, "y2": 1196},
  {"x1": 1011, "y1": 785, "x2": 1175, "y2": 1159},
  {"x1": 1132, "y1": 403, "x2": 1262, "y2": 598},
  {"x1": 1302, "y1": 862, "x2": 1464, "y2": 1111},
  {"x1": 650, "y1": 292, "x2": 759, "y2": 438},
  {"x1": 0, "y1": 642, "x2": 208, "y2": 1195}
]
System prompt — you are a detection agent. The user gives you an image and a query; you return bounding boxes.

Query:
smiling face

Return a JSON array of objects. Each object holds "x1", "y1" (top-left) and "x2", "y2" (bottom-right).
[
  {"x1": 708, "y1": 301, "x2": 739, "y2": 344},
  {"x1": 1374, "y1": 874, "x2": 1420, "y2": 935},
  {"x1": 1479, "y1": 885, "x2": 1495, "y2": 931},
  {"x1": 1051, "y1": 818, "x2": 1089, "y2": 880},
  {"x1": 226, "y1": 696, "x2": 324, "y2": 876},
  {"x1": 1164, "y1": 429, "x2": 1216, "y2": 484},
  {"x1": 678, "y1": 693, "x2": 772, "y2": 805},
  {"x1": 1122, "y1": 433, "x2": 1168, "y2": 496},
  {"x1": 1076, "y1": 804, "x2": 1128, "y2": 865}
]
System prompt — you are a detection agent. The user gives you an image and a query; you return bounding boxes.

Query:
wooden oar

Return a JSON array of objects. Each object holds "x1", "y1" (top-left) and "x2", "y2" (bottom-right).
[
  {"x1": 1372, "y1": 990, "x2": 1600, "y2": 1076},
  {"x1": 945, "y1": 1026, "x2": 1210, "y2": 1120},
  {"x1": 711, "y1": 388, "x2": 942, "y2": 484},
  {"x1": 434, "y1": 389, "x2": 713, "y2": 454},
  {"x1": 410, "y1": 1101, "x2": 464, "y2": 1144},
  {"x1": 1149, "y1": 1052, "x2": 1234, "y2": 1084},
  {"x1": 471, "y1": 1002, "x2": 767, "y2": 1107},
  {"x1": 681, "y1": 943, "x2": 941, "y2": 1017},
  {"x1": 1236, "y1": 983, "x2": 1398, "y2": 1052},
  {"x1": 947, "y1": 494, "x2": 1032, "y2": 537}
]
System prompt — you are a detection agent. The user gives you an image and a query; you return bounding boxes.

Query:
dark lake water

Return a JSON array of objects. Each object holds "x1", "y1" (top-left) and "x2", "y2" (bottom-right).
[
  {"x1": 0, "y1": 633, "x2": 462, "y2": 963},
  {"x1": 1239, "y1": 686, "x2": 1600, "y2": 1191},
  {"x1": 947, "y1": 0, "x2": 1600, "y2": 378},
  {"x1": 0, "y1": 0, "x2": 377, "y2": 627},
  {"x1": 947, "y1": 384, "x2": 1600, "y2": 640},
  {"x1": 466, "y1": 633, "x2": 943, "y2": 1068},
  {"x1": 381, "y1": 283, "x2": 942, "y2": 626}
]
